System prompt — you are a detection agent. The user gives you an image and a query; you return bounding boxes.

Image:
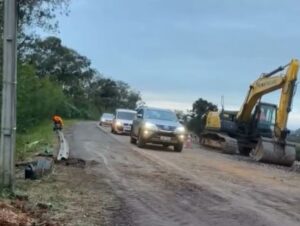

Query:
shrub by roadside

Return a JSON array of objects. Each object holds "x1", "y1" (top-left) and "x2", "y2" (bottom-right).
[{"x1": 16, "y1": 120, "x2": 76, "y2": 161}]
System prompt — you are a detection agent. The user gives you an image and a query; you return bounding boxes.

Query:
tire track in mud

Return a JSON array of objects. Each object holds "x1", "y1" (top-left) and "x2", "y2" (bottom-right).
[
  {"x1": 118, "y1": 133, "x2": 300, "y2": 226},
  {"x1": 69, "y1": 122, "x2": 300, "y2": 226},
  {"x1": 94, "y1": 126, "x2": 229, "y2": 225},
  {"x1": 93, "y1": 124, "x2": 277, "y2": 226}
]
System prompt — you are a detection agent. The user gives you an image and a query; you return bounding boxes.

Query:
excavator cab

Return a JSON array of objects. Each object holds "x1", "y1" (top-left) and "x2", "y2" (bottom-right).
[
  {"x1": 252, "y1": 102, "x2": 277, "y2": 138},
  {"x1": 250, "y1": 102, "x2": 295, "y2": 166}
]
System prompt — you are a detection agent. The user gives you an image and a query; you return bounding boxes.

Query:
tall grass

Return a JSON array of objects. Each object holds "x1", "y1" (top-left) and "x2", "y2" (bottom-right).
[{"x1": 16, "y1": 120, "x2": 76, "y2": 161}]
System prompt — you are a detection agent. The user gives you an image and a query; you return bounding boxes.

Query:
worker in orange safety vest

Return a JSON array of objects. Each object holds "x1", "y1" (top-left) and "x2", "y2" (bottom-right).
[{"x1": 52, "y1": 115, "x2": 64, "y2": 131}]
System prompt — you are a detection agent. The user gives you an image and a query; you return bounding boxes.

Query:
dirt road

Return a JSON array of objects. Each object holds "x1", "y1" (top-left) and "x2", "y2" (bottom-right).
[{"x1": 66, "y1": 121, "x2": 300, "y2": 226}]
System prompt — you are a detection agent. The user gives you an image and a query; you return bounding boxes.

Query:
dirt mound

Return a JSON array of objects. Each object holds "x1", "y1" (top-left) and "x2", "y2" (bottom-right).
[
  {"x1": 0, "y1": 202, "x2": 32, "y2": 226},
  {"x1": 62, "y1": 158, "x2": 86, "y2": 168}
]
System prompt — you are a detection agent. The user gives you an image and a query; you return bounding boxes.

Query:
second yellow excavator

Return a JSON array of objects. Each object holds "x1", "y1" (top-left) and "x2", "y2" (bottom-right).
[{"x1": 200, "y1": 59, "x2": 299, "y2": 166}]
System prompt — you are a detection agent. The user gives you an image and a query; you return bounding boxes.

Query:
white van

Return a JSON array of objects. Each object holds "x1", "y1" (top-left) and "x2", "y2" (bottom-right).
[{"x1": 111, "y1": 109, "x2": 136, "y2": 134}]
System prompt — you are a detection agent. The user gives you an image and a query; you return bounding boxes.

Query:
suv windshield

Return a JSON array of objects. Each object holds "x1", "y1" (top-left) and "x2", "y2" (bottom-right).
[
  {"x1": 117, "y1": 112, "x2": 136, "y2": 120},
  {"x1": 103, "y1": 113, "x2": 114, "y2": 119},
  {"x1": 145, "y1": 109, "x2": 178, "y2": 122}
]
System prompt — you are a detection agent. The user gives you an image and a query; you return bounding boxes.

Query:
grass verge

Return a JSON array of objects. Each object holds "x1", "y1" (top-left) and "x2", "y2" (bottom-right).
[{"x1": 16, "y1": 120, "x2": 77, "y2": 161}]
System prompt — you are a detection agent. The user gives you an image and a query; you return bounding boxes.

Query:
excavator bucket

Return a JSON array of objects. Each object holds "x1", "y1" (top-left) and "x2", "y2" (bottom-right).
[{"x1": 251, "y1": 137, "x2": 296, "y2": 166}]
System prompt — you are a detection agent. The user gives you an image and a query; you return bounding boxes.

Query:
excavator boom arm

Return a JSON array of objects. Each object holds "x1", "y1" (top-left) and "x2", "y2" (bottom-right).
[
  {"x1": 236, "y1": 59, "x2": 299, "y2": 139},
  {"x1": 276, "y1": 59, "x2": 299, "y2": 138},
  {"x1": 236, "y1": 75, "x2": 284, "y2": 122}
]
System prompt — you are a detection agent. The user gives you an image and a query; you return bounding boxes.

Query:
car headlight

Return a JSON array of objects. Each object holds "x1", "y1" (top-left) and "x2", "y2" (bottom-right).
[
  {"x1": 175, "y1": 126, "x2": 186, "y2": 134},
  {"x1": 178, "y1": 134, "x2": 185, "y2": 140},
  {"x1": 116, "y1": 121, "x2": 122, "y2": 126},
  {"x1": 144, "y1": 122, "x2": 158, "y2": 131}
]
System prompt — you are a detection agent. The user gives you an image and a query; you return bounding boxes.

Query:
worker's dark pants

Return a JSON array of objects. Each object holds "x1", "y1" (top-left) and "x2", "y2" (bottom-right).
[{"x1": 53, "y1": 123, "x2": 62, "y2": 131}]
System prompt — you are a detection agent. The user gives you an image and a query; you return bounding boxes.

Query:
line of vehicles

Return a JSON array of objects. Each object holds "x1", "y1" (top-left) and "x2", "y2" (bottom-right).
[
  {"x1": 99, "y1": 107, "x2": 186, "y2": 152},
  {"x1": 99, "y1": 59, "x2": 299, "y2": 166}
]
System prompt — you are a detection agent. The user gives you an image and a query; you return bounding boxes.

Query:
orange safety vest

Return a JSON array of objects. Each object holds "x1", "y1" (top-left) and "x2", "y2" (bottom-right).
[{"x1": 52, "y1": 115, "x2": 64, "y2": 125}]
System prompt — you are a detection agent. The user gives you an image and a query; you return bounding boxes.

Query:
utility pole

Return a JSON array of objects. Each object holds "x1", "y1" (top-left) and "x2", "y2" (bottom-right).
[{"x1": 0, "y1": 0, "x2": 18, "y2": 190}]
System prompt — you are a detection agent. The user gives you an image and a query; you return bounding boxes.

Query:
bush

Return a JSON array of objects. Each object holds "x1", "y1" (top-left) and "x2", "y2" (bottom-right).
[{"x1": 17, "y1": 64, "x2": 66, "y2": 132}]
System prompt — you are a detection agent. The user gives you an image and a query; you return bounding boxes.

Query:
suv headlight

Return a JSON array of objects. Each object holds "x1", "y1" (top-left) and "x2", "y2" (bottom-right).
[
  {"x1": 116, "y1": 121, "x2": 122, "y2": 126},
  {"x1": 144, "y1": 122, "x2": 158, "y2": 131},
  {"x1": 175, "y1": 126, "x2": 186, "y2": 134}
]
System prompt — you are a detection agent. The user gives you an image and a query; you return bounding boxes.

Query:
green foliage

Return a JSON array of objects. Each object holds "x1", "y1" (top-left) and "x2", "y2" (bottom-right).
[
  {"x1": 89, "y1": 78, "x2": 141, "y2": 113},
  {"x1": 24, "y1": 37, "x2": 94, "y2": 86},
  {"x1": 17, "y1": 36, "x2": 141, "y2": 125},
  {"x1": 0, "y1": 0, "x2": 71, "y2": 63},
  {"x1": 16, "y1": 120, "x2": 77, "y2": 161},
  {"x1": 287, "y1": 129, "x2": 300, "y2": 143},
  {"x1": 16, "y1": 120, "x2": 53, "y2": 161},
  {"x1": 187, "y1": 98, "x2": 217, "y2": 135},
  {"x1": 296, "y1": 145, "x2": 300, "y2": 161},
  {"x1": 192, "y1": 98, "x2": 218, "y2": 117},
  {"x1": 0, "y1": 1, "x2": 141, "y2": 142},
  {"x1": 17, "y1": 64, "x2": 65, "y2": 132},
  {"x1": 17, "y1": 0, "x2": 70, "y2": 33},
  {"x1": 23, "y1": 36, "x2": 140, "y2": 119},
  {"x1": 287, "y1": 131, "x2": 300, "y2": 161}
]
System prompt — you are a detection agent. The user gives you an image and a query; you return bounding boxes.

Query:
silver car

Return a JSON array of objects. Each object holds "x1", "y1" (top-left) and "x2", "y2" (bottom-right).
[
  {"x1": 130, "y1": 106, "x2": 186, "y2": 152},
  {"x1": 99, "y1": 113, "x2": 114, "y2": 126}
]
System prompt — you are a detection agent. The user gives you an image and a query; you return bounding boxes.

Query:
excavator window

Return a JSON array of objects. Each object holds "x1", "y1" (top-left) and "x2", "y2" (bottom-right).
[
  {"x1": 256, "y1": 104, "x2": 276, "y2": 137},
  {"x1": 220, "y1": 111, "x2": 237, "y2": 121},
  {"x1": 259, "y1": 105, "x2": 276, "y2": 125}
]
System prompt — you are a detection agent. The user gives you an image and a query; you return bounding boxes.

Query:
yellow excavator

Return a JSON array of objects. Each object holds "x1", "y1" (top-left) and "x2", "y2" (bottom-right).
[{"x1": 200, "y1": 59, "x2": 299, "y2": 166}]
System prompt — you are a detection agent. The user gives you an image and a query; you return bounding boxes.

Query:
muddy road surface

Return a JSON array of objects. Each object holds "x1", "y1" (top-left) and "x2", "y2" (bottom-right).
[{"x1": 67, "y1": 121, "x2": 300, "y2": 226}]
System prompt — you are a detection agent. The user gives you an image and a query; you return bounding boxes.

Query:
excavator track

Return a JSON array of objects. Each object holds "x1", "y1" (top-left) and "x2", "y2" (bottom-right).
[
  {"x1": 200, "y1": 132, "x2": 238, "y2": 154},
  {"x1": 250, "y1": 137, "x2": 296, "y2": 166}
]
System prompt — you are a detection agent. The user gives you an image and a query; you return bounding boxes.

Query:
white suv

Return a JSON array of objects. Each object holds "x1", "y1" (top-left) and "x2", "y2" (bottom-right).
[{"x1": 111, "y1": 109, "x2": 136, "y2": 134}]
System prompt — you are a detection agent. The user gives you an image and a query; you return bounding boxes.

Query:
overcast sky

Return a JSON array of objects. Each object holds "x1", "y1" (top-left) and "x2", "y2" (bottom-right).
[{"x1": 47, "y1": 0, "x2": 300, "y2": 129}]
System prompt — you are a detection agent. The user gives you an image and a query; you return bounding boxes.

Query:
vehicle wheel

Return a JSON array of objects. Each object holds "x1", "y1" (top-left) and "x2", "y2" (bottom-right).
[
  {"x1": 111, "y1": 127, "x2": 115, "y2": 134},
  {"x1": 238, "y1": 147, "x2": 251, "y2": 156},
  {"x1": 130, "y1": 136, "x2": 137, "y2": 144},
  {"x1": 174, "y1": 143, "x2": 183, "y2": 152},
  {"x1": 137, "y1": 131, "x2": 146, "y2": 148},
  {"x1": 99, "y1": 122, "x2": 102, "y2": 126}
]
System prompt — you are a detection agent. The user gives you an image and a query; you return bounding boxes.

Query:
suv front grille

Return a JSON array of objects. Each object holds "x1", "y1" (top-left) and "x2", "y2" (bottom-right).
[
  {"x1": 157, "y1": 125, "x2": 176, "y2": 132},
  {"x1": 153, "y1": 132, "x2": 176, "y2": 138}
]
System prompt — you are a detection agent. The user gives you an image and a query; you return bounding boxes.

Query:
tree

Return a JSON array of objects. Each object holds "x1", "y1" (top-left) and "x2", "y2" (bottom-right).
[
  {"x1": 0, "y1": 1, "x2": 141, "y2": 130},
  {"x1": 188, "y1": 98, "x2": 217, "y2": 135},
  {"x1": 125, "y1": 90, "x2": 141, "y2": 109},
  {"x1": 17, "y1": 0, "x2": 70, "y2": 33},
  {"x1": 24, "y1": 37, "x2": 96, "y2": 96},
  {"x1": 0, "y1": 0, "x2": 71, "y2": 59},
  {"x1": 192, "y1": 98, "x2": 218, "y2": 117},
  {"x1": 17, "y1": 64, "x2": 66, "y2": 131},
  {"x1": 288, "y1": 128, "x2": 300, "y2": 143},
  {"x1": 89, "y1": 77, "x2": 141, "y2": 113},
  {"x1": 23, "y1": 36, "x2": 142, "y2": 120},
  {"x1": 0, "y1": 0, "x2": 71, "y2": 106}
]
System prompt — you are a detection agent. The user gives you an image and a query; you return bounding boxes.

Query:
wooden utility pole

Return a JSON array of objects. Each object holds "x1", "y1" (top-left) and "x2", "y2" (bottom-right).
[{"x1": 0, "y1": 0, "x2": 18, "y2": 190}]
